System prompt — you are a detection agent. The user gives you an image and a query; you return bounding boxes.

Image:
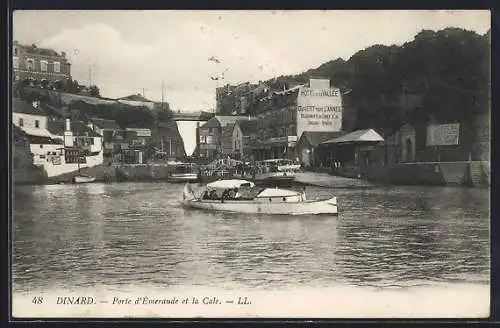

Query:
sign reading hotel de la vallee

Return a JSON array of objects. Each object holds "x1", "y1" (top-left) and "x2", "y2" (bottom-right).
[{"x1": 296, "y1": 81, "x2": 343, "y2": 138}]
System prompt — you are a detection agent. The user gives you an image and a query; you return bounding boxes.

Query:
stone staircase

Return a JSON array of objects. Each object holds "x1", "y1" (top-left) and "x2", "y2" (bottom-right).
[
  {"x1": 469, "y1": 161, "x2": 490, "y2": 187},
  {"x1": 438, "y1": 162, "x2": 469, "y2": 186}
]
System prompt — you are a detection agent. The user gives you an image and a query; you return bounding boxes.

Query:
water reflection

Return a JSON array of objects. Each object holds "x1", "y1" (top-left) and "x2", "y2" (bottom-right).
[{"x1": 12, "y1": 182, "x2": 489, "y2": 292}]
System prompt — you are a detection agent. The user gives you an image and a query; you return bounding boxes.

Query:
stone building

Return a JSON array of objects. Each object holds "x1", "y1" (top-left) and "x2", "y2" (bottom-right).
[
  {"x1": 253, "y1": 77, "x2": 343, "y2": 161},
  {"x1": 12, "y1": 41, "x2": 72, "y2": 88}
]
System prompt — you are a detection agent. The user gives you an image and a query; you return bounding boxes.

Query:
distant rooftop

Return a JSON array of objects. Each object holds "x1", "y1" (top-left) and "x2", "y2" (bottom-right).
[
  {"x1": 90, "y1": 117, "x2": 122, "y2": 130},
  {"x1": 201, "y1": 115, "x2": 256, "y2": 129},
  {"x1": 12, "y1": 98, "x2": 48, "y2": 116},
  {"x1": 47, "y1": 120, "x2": 101, "y2": 137},
  {"x1": 14, "y1": 41, "x2": 65, "y2": 58}
]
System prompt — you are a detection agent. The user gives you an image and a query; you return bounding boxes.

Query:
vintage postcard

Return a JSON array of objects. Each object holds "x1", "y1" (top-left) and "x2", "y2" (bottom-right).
[{"x1": 11, "y1": 10, "x2": 491, "y2": 319}]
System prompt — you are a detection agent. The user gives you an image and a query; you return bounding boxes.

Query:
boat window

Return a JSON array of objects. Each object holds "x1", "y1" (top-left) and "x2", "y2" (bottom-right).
[
  {"x1": 268, "y1": 198, "x2": 272, "y2": 202},
  {"x1": 282, "y1": 197, "x2": 286, "y2": 201}
]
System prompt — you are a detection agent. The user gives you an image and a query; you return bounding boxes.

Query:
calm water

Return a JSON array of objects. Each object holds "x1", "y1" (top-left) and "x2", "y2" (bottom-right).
[{"x1": 12, "y1": 181, "x2": 490, "y2": 293}]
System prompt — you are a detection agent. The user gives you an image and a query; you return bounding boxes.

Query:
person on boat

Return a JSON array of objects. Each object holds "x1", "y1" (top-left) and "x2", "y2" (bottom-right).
[
  {"x1": 209, "y1": 189, "x2": 218, "y2": 200},
  {"x1": 301, "y1": 187, "x2": 307, "y2": 201},
  {"x1": 234, "y1": 188, "x2": 241, "y2": 200},
  {"x1": 221, "y1": 189, "x2": 230, "y2": 200}
]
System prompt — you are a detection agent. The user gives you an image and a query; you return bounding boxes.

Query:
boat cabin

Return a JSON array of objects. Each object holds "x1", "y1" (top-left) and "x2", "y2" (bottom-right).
[
  {"x1": 169, "y1": 162, "x2": 198, "y2": 175},
  {"x1": 197, "y1": 179, "x2": 305, "y2": 202}
]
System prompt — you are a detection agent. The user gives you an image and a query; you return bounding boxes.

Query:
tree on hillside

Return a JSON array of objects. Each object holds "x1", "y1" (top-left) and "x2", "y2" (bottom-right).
[{"x1": 89, "y1": 85, "x2": 101, "y2": 98}]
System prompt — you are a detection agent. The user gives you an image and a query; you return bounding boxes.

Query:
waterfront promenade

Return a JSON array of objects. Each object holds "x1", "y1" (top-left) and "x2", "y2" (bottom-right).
[{"x1": 294, "y1": 172, "x2": 377, "y2": 188}]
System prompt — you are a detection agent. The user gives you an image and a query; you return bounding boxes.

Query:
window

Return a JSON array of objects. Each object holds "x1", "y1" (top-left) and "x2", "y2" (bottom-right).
[
  {"x1": 53, "y1": 61, "x2": 60, "y2": 73},
  {"x1": 13, "y1": 57, "x2": 19, "y2": 69},
  {"x1": 35, "y1": 120, "x2": 40, "y2": 128},
  {"x1": 19, "y1": 118, "x2": 23, "y2": 127},
  {"x1": 206, "y1": 136, "x2": 213, "y2": 144},
  {"x1": 40, "y1": 60, "x2": 48, "y2": 72},
  {"x1": 199, "y1": 135, "x2": 206, "y2": 143},
  {"x1": 26, "y1": 58, "x2": 34, "y2": 70},
  {"x1": 14, "y1": 47, "x2": 18, "y2": 56},
  {"x1": 39, "y1": 145, "x2": 43, "y2": 148}
]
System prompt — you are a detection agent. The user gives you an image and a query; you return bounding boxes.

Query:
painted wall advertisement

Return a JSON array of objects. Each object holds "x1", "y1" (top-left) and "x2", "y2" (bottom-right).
[
  {"x1": 296, "y1": 87, "x2": 342, "y2": 139},
  {"x1": 426, "y1": 123, "x2": 460, "y2": 146}
]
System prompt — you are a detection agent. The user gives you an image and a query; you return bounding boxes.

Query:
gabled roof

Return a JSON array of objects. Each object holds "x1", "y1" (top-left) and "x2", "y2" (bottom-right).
[
  {"x1": 322, "y1": 129, "x2": 384, "y2": 144},
  {"x1": 90, "y1": 117, "x2": 122, "y2": 130},
  {"x1": 47, "y1": 120, "x2": 102, "y2": 137},
  {"x1": 12, "y1": 99, "x2": 48, "y2": 116},
  {"x1": 217, "y1": 115, "x2": 256, "y2": 127},
  {"x1": 237, "y1": 119, "x2": 258, "y2": 136},
  {"x1": 300, "y1": 131, "x2": 345, "y2": 147},
  {"x1": 201, "y1": 115, "x2": 256, "y2": 129}
]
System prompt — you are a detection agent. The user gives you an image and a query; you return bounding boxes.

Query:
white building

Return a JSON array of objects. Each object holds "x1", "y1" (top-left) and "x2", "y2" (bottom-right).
[{"x1": 13, "y1": 99, "x2": 104, "y2": 178}]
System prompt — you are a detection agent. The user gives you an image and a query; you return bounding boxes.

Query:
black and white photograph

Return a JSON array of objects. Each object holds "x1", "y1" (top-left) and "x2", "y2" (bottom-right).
[{"x1": 11, "y1": 10, "x2": 490, "y2": 318}]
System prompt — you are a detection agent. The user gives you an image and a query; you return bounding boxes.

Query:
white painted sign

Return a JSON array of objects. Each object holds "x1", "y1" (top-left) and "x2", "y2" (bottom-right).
[
  {"x1": 296, "y1": 86, "x2": 342, "y2": 139},
  {"x1": 426, "y1": 123, "x2": 460, "y2": 146}
]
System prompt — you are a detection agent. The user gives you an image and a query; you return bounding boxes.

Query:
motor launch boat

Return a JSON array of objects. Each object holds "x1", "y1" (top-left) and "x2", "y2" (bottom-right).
[
  {"x1": 167, "y1": 162, "x2": 199, "y2": 183},
  {"x1": 181, "y1": 179, "x2": 337, "y2": 215}
]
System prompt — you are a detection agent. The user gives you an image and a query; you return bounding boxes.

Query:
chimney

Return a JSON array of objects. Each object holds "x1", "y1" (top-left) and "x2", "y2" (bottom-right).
[{"x1": 65, "y1": 118, "x2": 71, "y2": 132}]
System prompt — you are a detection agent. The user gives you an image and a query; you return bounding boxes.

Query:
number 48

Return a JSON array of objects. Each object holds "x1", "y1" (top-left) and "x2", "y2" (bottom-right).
[{"x1": 32, "y1": 296, "x2": 43, "y2": 304}]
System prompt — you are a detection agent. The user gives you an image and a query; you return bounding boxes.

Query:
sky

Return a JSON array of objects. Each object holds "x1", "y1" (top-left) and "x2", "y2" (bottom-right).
[{"x1": 13, "y1": 10, "x2": 490, "y2": 155}]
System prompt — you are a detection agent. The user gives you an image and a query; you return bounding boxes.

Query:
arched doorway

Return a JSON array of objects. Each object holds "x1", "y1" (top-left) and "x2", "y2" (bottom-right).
[{"x1": 405, "y1": 138, "x2": 414, "y2": 162}]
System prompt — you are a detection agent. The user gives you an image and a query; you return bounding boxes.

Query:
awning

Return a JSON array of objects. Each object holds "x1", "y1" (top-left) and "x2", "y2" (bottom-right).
[{"x1": 322, "y1": 129, "x2": 384, "y2": 145}]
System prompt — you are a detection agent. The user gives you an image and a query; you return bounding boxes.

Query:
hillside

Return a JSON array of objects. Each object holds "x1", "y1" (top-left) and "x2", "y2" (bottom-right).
[{"x1": 259, "y1": 27, "x2": 490, "y2": 133}]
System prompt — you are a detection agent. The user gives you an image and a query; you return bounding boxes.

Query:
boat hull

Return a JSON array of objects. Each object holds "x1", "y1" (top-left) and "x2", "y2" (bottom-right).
[
  {"x1": 182, "y1": 198, "x2": 338, "y2": 215},
  {"x1": 167, "y1": 173, "x2": 199, "y2": 183},
  {"x1": 73, "y1": 176, "x2": 96, "y2": 183}
]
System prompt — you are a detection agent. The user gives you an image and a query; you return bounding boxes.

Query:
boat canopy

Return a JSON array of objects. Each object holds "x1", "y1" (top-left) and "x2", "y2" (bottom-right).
[
  {"x1": 206, "y1": 179, "x2": 255, "y2": 189},
  {"x1": 256, "y1": 188, "x2": 300, "y2": 197}
]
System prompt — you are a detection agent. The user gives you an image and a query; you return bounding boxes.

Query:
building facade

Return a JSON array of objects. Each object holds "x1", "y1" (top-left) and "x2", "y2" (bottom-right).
[
  {"x1": 13, "y1": 41, "x2": 72, "y2": 87},
  {"x1": 216, "y1": 81, "x2": 270, "y2": 115},
  {"x1": 232, "y1": 119, "x2": 258, "y2": 160},
  {"x1": 196, "y1": 116, "x2": 255, "y2": 161},
  {"x1": 253, "y1": 77, "x2": 343, "y2": 161},
  {"x1": 13, "y1": 99, "x2": 104, "y2": 178}
]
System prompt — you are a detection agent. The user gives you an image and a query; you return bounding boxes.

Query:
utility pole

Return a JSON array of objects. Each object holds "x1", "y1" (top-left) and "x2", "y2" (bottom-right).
[
  {"x1": 161, "y1": 80, "x2": 165, "y2": 109},
  {"x1": 88, "y1": 55, "x2": 92, "y2": 86}
]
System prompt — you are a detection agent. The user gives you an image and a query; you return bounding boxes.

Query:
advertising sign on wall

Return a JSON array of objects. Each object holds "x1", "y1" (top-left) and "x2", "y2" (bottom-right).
[
  {"x1": 296, "y1": 86, "x2": 342, "y2": 139},
  {"x1": 426, "y1": 123, "x2": 460, "y2": 146}
]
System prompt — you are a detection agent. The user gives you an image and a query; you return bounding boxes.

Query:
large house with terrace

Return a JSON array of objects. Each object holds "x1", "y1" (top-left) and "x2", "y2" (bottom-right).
[{"x1": 12, "y1": 98, "x2": 104, "y2": 178}]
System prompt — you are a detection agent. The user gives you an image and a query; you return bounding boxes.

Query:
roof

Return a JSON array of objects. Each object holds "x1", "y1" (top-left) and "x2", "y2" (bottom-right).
[
  {"x1": 202, "y1": 115, "x2": 256, "y2": 129},
  {"x1": 19, "y1": 44, "x2": 60, "y2": 57},
  {"x1": 273, "y1": 84, "x2": 305, "y2": 95},
  {"x1": 12, "y1": 99, "x2": 48, "y2": 116},
  {"x1": 322, "y1": 129, "x2": 384, "y2": 144},
  {"x1": 300, "y1": 131, "x2": 345, "y2": 147},
  {"x1": 119, "y1": 94, "x2": 153, "y2": 103},
  {"x1": 47, "y1": 120, "x2": 102, "y2": 137},
  {"x1": 237, "y1": 120, "x2": 258, "y2": 136},
  {"x1": 26, "y1": 135, "x2": 63, "y2": 145},
  {"x1": 90, "y1": 117, "x2": 121, "y2": 130}
]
